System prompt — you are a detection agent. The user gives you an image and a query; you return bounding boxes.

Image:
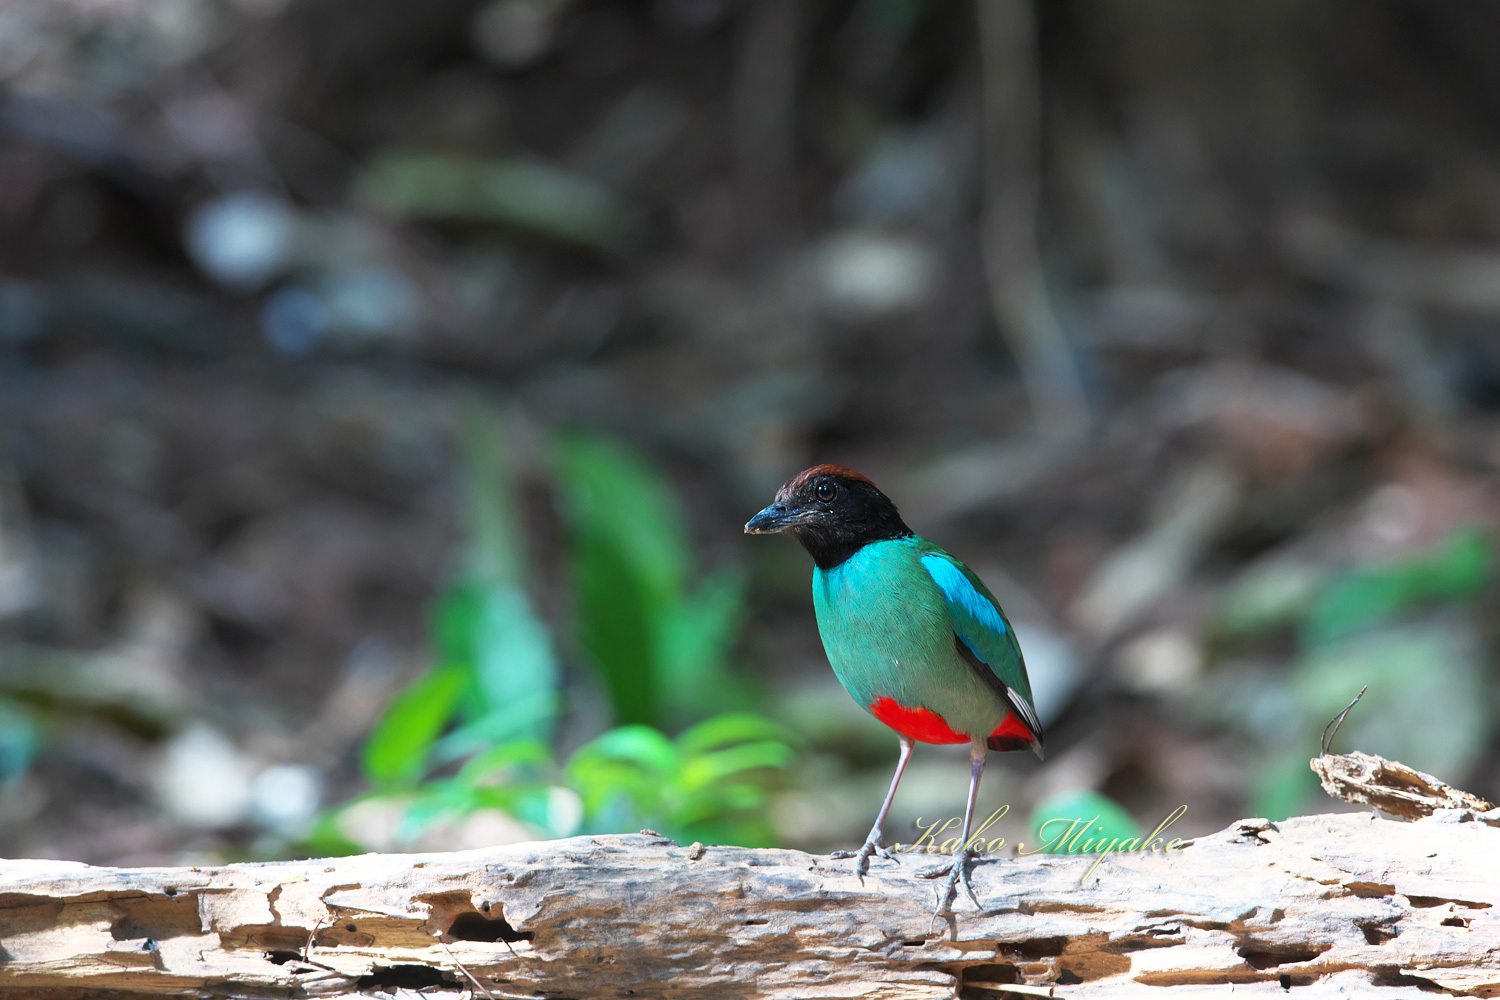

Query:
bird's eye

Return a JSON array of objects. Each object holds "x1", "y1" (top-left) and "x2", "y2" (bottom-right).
[{"x1": 815, "y1": 481, "x2": 837, "y2": 502}]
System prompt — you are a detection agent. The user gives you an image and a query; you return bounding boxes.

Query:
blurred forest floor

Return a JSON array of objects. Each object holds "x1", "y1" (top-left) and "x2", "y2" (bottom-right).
[{"x1": 2, "y1": 0, "x2": 1500, "y2": 865}]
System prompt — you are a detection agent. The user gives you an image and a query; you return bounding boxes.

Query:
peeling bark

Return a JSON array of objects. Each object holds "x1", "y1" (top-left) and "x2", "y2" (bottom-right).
[
  {"x1": 1, "y1": 812, "x2": 1496, "y2": 998},
  {"x1": 1312, "y1": 751, "x2": 1498, "y2": 823}
]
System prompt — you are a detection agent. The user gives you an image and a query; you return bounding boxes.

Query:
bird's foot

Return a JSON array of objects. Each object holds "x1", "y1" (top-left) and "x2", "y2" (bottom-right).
[
  {"x1": 917, "y1": 846, "x2": 982, "y2": 925},
  {"x1": 830, "y1": 834, "x2": 897, "y2": 881}
]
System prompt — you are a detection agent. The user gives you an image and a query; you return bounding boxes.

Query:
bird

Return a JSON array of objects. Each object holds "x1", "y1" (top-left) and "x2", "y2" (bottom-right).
[{"x1": 745, "y1": 464, "x2": 1043, "y2": 918}]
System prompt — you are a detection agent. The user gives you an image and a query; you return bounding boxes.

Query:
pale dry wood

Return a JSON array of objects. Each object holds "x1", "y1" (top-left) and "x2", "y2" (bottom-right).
[
  {"x1": 1312, "y1": 750, "x2": 1498, "y2": 822},
  {"x1": 1, "y1": 811, "x2": 1497, "y2": 999}
]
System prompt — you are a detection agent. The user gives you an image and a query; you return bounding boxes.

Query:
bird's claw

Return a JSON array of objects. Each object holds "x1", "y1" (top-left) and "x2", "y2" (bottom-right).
[
  {"x1": 830, "y1": 836, "x2": 896, "y2": 881},
  {"x1": 920, "y1": 848, "x2": 983, "y2": 927}
]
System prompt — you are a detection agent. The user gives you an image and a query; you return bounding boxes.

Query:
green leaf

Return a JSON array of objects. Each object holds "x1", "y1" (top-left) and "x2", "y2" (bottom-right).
[
  {"x1": 303, "y1": 806, "x2": 366, "y2": 858},
  {"x1": 0, "y1": 700, "x2": 41, "y2": 783},
  {"x1": 552, "y1": 433, "x2": 754, "y2": 726},
  {"x1": 394, "y1": 779, "x2": 479, "y2": 844},
  {"x1": 469, "y1": 782, "x2": 547, "y2": 814},
  {"x1": 459, "y1": 405, "x2": 526, "y2": 587},
  {"x1": 567, "y1": 531, "x2": 658, "y2": 725},
  {"x1": 673, "y1": 782, "x2": 770, "y2": 827},
  {"x1": 676, "y1": 713, "x2": 794, "y2": 757},
  {"x1": 680, "y1": 817, "x2": 777, "y2": 849},
  {"x1": 432, "y1": 583, "x2": 486, "y2": 666},
  {"x1": 1302, "y1": 527, "x2": 1492, "y2": 645},
  {"x1": 555, "y1": 435, "x2": 693, "y2": 726},
  {"x1": 564, "y1": 725, "x2": 677, "y2": 826},
  {"x1": 656, "y1": 570, "x2": 751, "y2": 718},
  {"x1": 1251, "y1": 749, "x2": 1317, "y2": 822},
  {"x1": 559, "y1": 718, "x2": 793, "y2": 842},
  {"x1": 428, "y1": 408, "x2": 561, "y2": 745},
  {"x1": 1294, "y1": 621, "x2": 1489, "y2": 782},
  {"x1": 1410, "y1": 526, "x2": 1492, "y2": 596},
  {"x1": 470, "y1": 584, "x2": 560, "y2": 738},
  {"x1": 1215, "y1": 556, "x2": 1326, "y2": 639},
  {"x1": 674, "y1": 741, "x2": 793, "y2": 795},
  {"x1": 360, "y1": 152, "x2": 631, "y2": 252},
  {"x1": 457, "y1": 739, "x2": 553, "y2": 787},
  {"x1": 362, "y1": 665, "x2": 467, "y2": 786},
  {"x1": 433, "y1": 703, "x2": 553, "y2": 768},
  {"x1": 554, "y1": 435, "x2": 689, "y2": 606},
  {"x1": 1027, "y1": 791, "x2": 1142, "y2": 855},
  {"x1": 571, "y1": 725, "x2": 678, "y2": 772}
]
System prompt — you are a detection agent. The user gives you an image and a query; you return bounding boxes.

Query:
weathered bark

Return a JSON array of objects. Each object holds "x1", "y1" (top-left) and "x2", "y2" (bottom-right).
[
  {"x1": 1313, "y1": 750, "x2": 1498, "y2": 822},
  {"x1": 1, "y1": 811, "x2": 1496, "y2": 999}
]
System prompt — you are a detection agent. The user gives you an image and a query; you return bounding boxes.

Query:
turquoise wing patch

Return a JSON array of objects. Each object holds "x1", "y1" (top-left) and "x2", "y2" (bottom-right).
[
  {"x1": 920, "y1": 555, "x2": 1007, "y2": 636},
  {"x1": 920, "y1": 552, "x2": 1043, "y2": 745}
]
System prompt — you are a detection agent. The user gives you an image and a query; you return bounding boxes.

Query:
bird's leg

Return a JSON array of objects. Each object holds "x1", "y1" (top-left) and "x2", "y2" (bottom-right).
[
  {"x1": 918, "y1": 743, "x2": 987, "y2": 922},
  {"x1": 830, "y1": 736, "x2": 914, "y2": 880}
]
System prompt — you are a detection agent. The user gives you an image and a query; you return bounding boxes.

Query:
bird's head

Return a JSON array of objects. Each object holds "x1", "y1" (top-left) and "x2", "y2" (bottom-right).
[{"x1": 745, "y1": 464, "x2": 912, "y2": 569}]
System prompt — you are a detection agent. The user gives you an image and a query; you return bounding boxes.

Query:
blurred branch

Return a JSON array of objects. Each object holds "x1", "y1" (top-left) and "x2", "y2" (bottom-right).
[
  {"x1": 975, "y1": 0, "x2": 1090, "y2": 440},
  {"x1": 1070, "y1": 459, "x2": 1243, "y2": 644},
  {"x1": 1282, "y1": 213, "x2": 1500, "y2": 317}
]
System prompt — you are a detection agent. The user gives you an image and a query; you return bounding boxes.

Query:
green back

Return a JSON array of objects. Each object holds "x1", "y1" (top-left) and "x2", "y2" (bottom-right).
[{"x1": 810, "y1": 535, "x2": 1038, "y2": 740}]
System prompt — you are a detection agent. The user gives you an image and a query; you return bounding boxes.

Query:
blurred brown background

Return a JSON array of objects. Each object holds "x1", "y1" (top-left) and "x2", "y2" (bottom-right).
[{"x1": 2, "y1": 0, "x2": 1499, "y2": 866}]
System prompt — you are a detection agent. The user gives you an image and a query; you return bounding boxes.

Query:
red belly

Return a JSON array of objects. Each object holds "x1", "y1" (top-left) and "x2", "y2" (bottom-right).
[
  {"x1": 869, "y1": 695, "x2": 1035, "y2": 746},
  {"x1": 869, "y1": 696, "x2": 968, "y2": 743}
]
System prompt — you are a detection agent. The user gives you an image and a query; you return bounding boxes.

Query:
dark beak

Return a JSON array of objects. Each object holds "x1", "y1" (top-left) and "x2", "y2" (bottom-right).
[{"x1": 744, "y1": 501, "x2": 812, "y2": 534}]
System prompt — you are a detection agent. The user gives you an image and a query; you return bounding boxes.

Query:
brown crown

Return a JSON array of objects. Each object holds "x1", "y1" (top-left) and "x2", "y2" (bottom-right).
[{"x1": 778, "y1": 464, "x2": 875, "y2": 498}]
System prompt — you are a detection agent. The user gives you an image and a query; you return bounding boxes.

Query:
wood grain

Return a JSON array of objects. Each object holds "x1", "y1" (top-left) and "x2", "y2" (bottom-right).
[{"x1": 1, "y1": 811, "x2": 1496, "y2": 998}]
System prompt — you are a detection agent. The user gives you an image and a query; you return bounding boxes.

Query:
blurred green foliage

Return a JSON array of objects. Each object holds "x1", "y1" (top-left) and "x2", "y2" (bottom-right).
[
  {"x1": 554, "y1": 435, "x2": 751, "y2": 729},
  {"x1": 1300, "y1": 528, "x2": 1492, "y2": 645},
  {"x1": 359, "y1": 152, "x2": 631, "y2": 253},
  {"x1": 316, "y1": 411, "x2": 789, "y2": 853},
  {"x1": 1212, "y1": 526, "x2": 1495, "y2": 821},
  {"x1": 565, "y1": 715, "x2": 793, "y2": 845},
  {"x1": 1028, "y1": 790, "x2": 1142, "y2": 855},
  {"x1": 0, "y1": 699, "x2": 41, "y2": 786}
]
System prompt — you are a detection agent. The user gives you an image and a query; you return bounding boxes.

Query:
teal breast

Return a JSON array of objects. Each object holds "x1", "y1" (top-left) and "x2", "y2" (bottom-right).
[{"x1": 811, "y1": 537, "x2": 1016, "y2": 742}]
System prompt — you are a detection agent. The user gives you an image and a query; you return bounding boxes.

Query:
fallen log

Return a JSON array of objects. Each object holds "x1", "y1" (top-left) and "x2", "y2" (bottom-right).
[
  {"x1": 1, "y1": 810, "x2": 1496, "y2": 999},
  {"x1": 1312, "y1": 750, "x2": 1498, "y2": 824}
]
